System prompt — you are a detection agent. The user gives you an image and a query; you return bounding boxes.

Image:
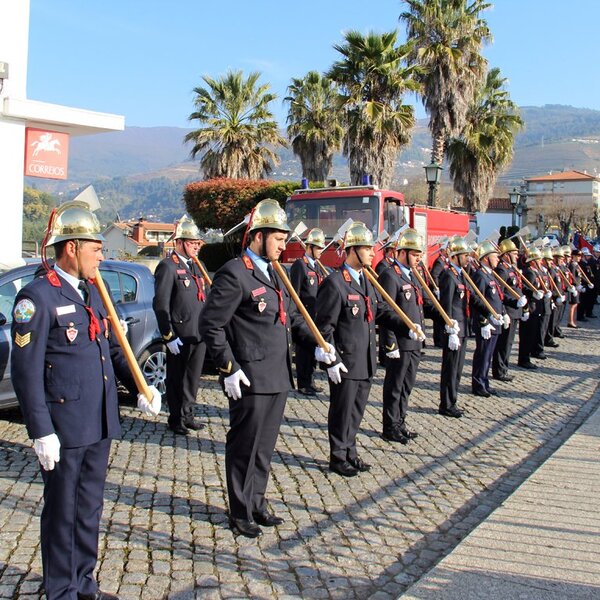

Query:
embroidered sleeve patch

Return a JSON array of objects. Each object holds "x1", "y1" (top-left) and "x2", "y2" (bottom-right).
[
  {"x1": 14, "y1": 331, "x2": 32, "y2": 347},
  {"x1": 14, "y1": 299, "x2": 36, "y2": 323},
  {"x1": 219, "y1": 361, "x2": 233, "y2": 374}
]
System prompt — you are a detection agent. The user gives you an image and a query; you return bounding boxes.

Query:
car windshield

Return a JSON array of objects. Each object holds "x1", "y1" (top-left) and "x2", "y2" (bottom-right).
[{"x1": 286, "y1": 195, "x2": 378, "y2": 238}]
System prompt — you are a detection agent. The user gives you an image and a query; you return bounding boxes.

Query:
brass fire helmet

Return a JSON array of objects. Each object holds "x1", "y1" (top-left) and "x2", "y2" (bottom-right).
[
  {"x1": 344, "y1": 222, "x2": 374, "y2": 248},
  {"x1": 174, "y1": 216, "x2": 202, "y2": 241},
  {"x1": 305, "y1": 228, "x2": 326, "y2": 249},
  {"x1": 526, "y1": 247, "x2": 542, "y2": 262},
  {"x1": 552, "y1": 247, "x2": 564, "y2": 258},
  {"x1": 447, "y1": 237, "x2": 470, "y2": 257},
  {"x1": 498, "y1": 239, "x2": 518, "y2": 254},
  {"x1": 45, "y1": 201, "x2": 105, "y2": 247},
  {"x1": 561, "y1": 245, "x2": 572, "y2": 257},
  {"x1": 248, "y1": 199, "x2": 291, "y2": 233},
  {"x1": 477, "y1": 240, "x2": 499, "y2": 260},
  {"x1": 541, "y1": 247, "x2": 553, "y2": 260},
  {"x1": 396, "y1": 228, "x2": 424, "y2": 252}
]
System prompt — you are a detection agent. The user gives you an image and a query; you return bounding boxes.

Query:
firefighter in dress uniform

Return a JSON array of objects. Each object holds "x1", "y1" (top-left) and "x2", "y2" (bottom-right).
[
  {"x1": 11, "y1": 202, "x2": 161, "y2": 600},
  {"x1": 491, "y1": 239, "x2": 528, "y2": 382},
  {"x1": 541, "y1": 247, "x2": 564, "y2": 348},
  {"x1": 153, "y1": 217, "x2": 208, "y2": 435},
  {"x1": 470, "y1": 241, "x2": 509, "y2": 397},
  {"x1": 289, "y1": 228, "x2": 327, "y2": 396},
  {"x1": 563, "y1": 246, "x2": 580, "y2": 328},
  {"x1": 315, "y1": 222, "x2": 416, "y2": 477},
  {"x1": 551, "y1": 246, "x2": 568, "y2": 339},
  {"x1": 578, "y1": 247, "x2": 596, "y2": 320},
  {"x1": 378, "y1": 229, "x2": 435, "y2": 443},
  {"x1": 376, "y1": 242, "x2": 398, "y2": 364},
  {"x1": 199, "y1": 200, "x2": 335, "y2": 538}
]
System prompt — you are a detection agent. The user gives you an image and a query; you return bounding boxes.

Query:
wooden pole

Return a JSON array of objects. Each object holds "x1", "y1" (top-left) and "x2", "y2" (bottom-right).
[
  {"x1": 577, "y1": 263, "x2": 594, "y2": 287},
  {"x1": 411, "y1": 266, "x2": 454, "y2": 327},
  {"x1": 518, "y1": 237, "x2": 549, "y2": 293},
  {"x1": 192, "y1": 256, "x2": 212, "y2": 286},
  {"x1": 461, "y1": 268, "x2": 502, "y2": 320},
  {"x1": 421, "y1": 263, "x2": 439, "y2": 292},
  {"x1": 365, "y1": 264, "x2": 379, "y2": 280},
  {"x1": 93, "y1": 268, "x2": 153, "y2": 399},
  {"x1": 362, "y1": 267, "x2": 422, "y2": 336},
  {"x1": 272, "y1": 261, "x2": 330, "y2": 352},
  {"x1": 490, "y1": 269, "x2": 521, "y2": 300}
]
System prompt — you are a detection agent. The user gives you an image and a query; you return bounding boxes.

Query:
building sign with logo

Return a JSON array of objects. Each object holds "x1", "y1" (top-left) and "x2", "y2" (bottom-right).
[{"x1": 24, "y1": 128, "x2": 69, "y2": 180}]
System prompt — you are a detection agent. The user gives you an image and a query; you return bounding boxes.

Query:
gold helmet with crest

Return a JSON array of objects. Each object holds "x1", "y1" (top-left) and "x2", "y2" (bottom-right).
[
  {"x1": 448, "y1": 236, "x2": 470, "y2": 257},
  {"x1": 305, "y1": 228, "x2": 325, "y2": 248},
  {"x1": 174, "y1": 216, "x2": 202, "y2": 241},
  {"x1": 477, "y1": 240, "x2": 499, "y2": 260},
  {"x1": 45, "y1": 201, "x2": 105, "y2": 247},
  {"x1": 344, "y1": 222, "x2": 374, "y2": 248},
  {"x1": 248, "y1": 199, "x2": 290, "y2": 233},
  {"x1": 396, "y1": 228, "x2": 424, "y2": 252},
  {"x1": 498, "y1": 238, "x2": 518, "y2": 254}
]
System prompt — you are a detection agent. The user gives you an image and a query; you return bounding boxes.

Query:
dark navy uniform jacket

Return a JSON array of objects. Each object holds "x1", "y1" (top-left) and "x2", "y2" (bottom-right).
[
  {"x1": 470, "y1": 266, "x2": 506, "y2": 335},
  {"x1": 522, "y1": 263, "x2": 552, "y2": 315},
  {"x1": 153, "y1": 252, "x2": 207, "y2": 343},
  {"x1": 495, "y1": 261, "x2": 524, "y2": 319},
  {"x1": 375, "y1": 256, "x2": 395, "y2": 276},
  {"x1": 11, "y1": 270, "x2": 134, "y2": 448},
  {"x1": 315, "y1": 266, "x2": 405, "y2": 380},
  {"x1": 378, "y1": 263, "x2": 426, "y2": 352},
  {"x1": 289, "y1": 256, "x2": 323, "y2": 318},
  {"x1": 199, "y1": 255, "x2": 314, "y2": 394}
]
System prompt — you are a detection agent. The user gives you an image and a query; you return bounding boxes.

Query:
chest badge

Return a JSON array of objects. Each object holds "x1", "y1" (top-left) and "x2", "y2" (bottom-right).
[
  {"x1": 66, "y1": 327, "x2": 78, "y2": 343},
  {"x1": 309, "y1": 277, "x2": 315, "y2": 286},
  {"x1": 404, "y1": 291, "x2": 411, "y2": 301},
  {"x1": 183, "y1": 279, "x2": 190, "y2": 287},
  {"x1": 351, "y1": 305, "x2": 359, "y2": 316},
  {"x1": 459, "y1": 291, "x2": 465, "y2": 299},
  {"x1": 258, "y1": 299, "x2": 267, "y2": 313}
]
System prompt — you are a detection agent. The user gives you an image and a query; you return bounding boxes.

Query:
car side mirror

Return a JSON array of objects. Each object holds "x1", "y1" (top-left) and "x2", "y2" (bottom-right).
[{"x1": 0, "y1": 313, "x2": 6, "y2": 326}]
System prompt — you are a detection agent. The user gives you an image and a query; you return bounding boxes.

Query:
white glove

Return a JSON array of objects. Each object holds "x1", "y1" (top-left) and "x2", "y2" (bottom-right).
[
  {"x1": 166, "y1": 337, "x2": 183, "y2": 355},
  {"x1": 589, "y1": 283, "x2": 595, "y2": 290},
  {"x1": 224, "y1": 369, "x2": 251, "y2": 400},
  {"x1": 33, "y1": 433, "x2": 61, "y2": 471},
  {"x1": 571, "y1": 287, "x2": 578, "y2": 298},
  {"x1": 408, "y1": 323, "x2": 426, "y2": 342},
  {"x1": 137, "y1": 385, "x2": 161, "y2": 416},
  {"x1": 315, "y1": 343, "x2": 336, "y2": 365},
  {"x1": 581, "y1": 286, "x2": 587, "y2": 293},
  {"x1": 386, "y1": 349, "x2": 400, "y2": 359},
  {"x1": 533, "y1": 290, "x2": 544, "y2": 300},
  {"x1": 544, "y1": 290, "x2": 552, "y2": 299},
  {"x1": 577, "y1": 285, "x2": 584, "y2": 293},
  {"x1": 568, "y1": 285, "x2": 576, "y2": 295},
  {"x1": 481, "y1": 323, "x2": 495, "y2": 340},
  {"x1": 327, "y1": 362, "x2": 348, "y2": 384},
  {"x1": 555, "y1": 295, "x2": 564, "y2": 306},
  {"x1": 521, "y1": 311, "x2": 530, "y2": 322},
  {"x1": 503, "y1": 313, "x2": 510, "y2": 329},
  {"x1": 490, "y1": 314, "x2": 504, "y2": 327},
  {"x1": 433, "y1": 288, "x2": 440, "y2": 299},
  {"x1": 517, "y1": 295, "x2": 528, "y2": 308},
  {"x1": 444, "y1": 319, "x2": 460, "y2": 336},
  {"x1": 551, "y1": 302, "x2": 556, "y2": 310},
  {"x1": 119, "y1": 319, "x2": 128, "y2": 335},
  {"x1": 448, "y1": 333, "x2": 460, "y2": 351}
]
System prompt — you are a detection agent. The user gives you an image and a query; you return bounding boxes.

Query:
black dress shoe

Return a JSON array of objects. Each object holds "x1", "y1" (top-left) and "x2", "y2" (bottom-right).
[
  {"x1": 472, "y1": 389, "x2": 491, "y2": 398},
  {"x1": 329, "y1": 460, "x2": 358, "y2": 477},
  {"x1": 487, "y1": 388, "x2": 498, "y2": 396},
  {"x1": 78, "y1": 591, "x2": 119, "y2": 600},
  {"x1": 544, "y1": 342, "x2": 559, "y2": 348},
  {"x1": 586, "y1": 314, "x2": 597, "y2": 319},
  {"x1": 229, "y1": 517, "x2": 262, "y2": 538},
  {"x1": 252, "y1": 511, "x2": 284, "y2": 527},
  {"x1": 183, "y1": 420, "x2": 205, "y2": 431},
  {"x1": 531, "y1": 353, "x2": 547, "y2": 360},
  {"x1": 298, "y1": 387, "x2": 317, "y2": 397},
  {"x1": 518, "y1": 361, "x2": 538, "y2": 370},
  {"x1": 399, "y1": 426, "x2": 419, "y2": 440},
  {"x1": 556, "y1": 332, "x2": 565, "y2": 339},
  {"x1": 381, "y1": 429, "x2": 409, "y2": 444},
  {"x1": 438, "y1": 407, "x2": 463, "y2": 418},
  {"x1": 494, "y1": 375, "x2": 514, "y2": 382},
  {"x1": 169, "y1": 424, "x2": 189, "y2": 435},
  {"x1": 348, "y1": 457, "x2": 371, "y2": 472},
  {"x1": 308, "y1": 384, "x2": 322, "y2": 393}
]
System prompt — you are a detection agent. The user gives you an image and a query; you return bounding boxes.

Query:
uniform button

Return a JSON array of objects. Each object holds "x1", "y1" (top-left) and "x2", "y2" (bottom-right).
[
  {"x1": 58, "y1": 398, "x2": 65, "y2": 404},
  {"x1": 104, "y1": 376, "x2": 108, "y2": 381},
  {"x1": 101, "y1": 356, "x2": 106, "y2": 361}
]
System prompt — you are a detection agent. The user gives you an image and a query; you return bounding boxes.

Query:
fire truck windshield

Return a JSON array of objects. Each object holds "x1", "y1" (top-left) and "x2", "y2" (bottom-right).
[{"x1": 286, "y1": 195, "x2": 379, "y2": 238}]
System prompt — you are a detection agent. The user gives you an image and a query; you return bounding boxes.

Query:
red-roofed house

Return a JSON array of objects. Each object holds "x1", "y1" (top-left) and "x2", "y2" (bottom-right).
[{"x1": 102, "y1": 219, "x2": 175, "y2": 259}]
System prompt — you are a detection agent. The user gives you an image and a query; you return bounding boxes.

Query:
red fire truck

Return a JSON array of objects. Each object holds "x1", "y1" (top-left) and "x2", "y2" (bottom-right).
[{"x1": 282, "y1": 184, "x2": 472, "y2": 268}]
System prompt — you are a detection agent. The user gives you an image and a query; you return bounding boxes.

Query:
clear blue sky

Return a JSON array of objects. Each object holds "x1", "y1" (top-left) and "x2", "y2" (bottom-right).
[{"x1": 26, "y1": 0, "x2": 598, "y2": 129}]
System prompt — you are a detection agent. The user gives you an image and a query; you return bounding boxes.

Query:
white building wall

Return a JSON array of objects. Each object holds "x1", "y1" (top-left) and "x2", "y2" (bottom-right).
[{"x1": 475, "y1": 212, "x2": 513, "y2": 240}]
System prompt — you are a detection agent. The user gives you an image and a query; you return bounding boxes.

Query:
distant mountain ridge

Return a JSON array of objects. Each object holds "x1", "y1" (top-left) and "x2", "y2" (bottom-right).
[{"x1": 26, "y1": 104, "x2": 600, "y2": 222}]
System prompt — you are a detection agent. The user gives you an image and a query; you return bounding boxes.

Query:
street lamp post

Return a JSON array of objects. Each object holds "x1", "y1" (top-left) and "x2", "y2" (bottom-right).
[
  {"x1": 509, "y1": 187, "x2": 520, "y2": 227},
  {"x1": 424, "y1": 161, "x2": 442, "y2": 207}
]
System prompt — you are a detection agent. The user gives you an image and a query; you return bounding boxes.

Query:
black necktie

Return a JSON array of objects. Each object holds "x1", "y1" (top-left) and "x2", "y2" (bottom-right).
[
  {"x1": 78, "y1": 281, "x2": 90, "y2": 306},
  {"x1": 359, "y1": 272, "x2": 366, "y2": 292},
  {"x1": 267, "y1": 263, "x2": 276, "y2": 286}
]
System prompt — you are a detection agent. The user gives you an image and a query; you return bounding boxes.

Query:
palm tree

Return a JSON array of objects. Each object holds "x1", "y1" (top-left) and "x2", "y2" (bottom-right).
[
  {"x1": 185, "y1": 70, "x2": 287, "y2": 180},
  {"x1": 400, "y1": 0, "x2": 492, "y2": 169},
  {"x1": 446, "y1": 67, "x2": 524, "y2": 212},
  {"x1": 284, "y1": 71, "x2": 344, "y2": 182},
  {"x1": 327, "y1": 30, "x2": 419, "y2": 187}
]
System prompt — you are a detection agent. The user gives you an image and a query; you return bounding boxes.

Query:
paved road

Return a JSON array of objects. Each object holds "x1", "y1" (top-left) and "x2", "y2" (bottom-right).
[{"x1": 0, "y1": 319, "x2": 598, "y2": 599}]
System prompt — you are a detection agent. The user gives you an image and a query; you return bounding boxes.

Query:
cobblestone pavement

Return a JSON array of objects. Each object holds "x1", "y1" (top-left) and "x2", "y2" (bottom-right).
[{"x1": 1, "y1": 319, "x2": 599, "y2": 600}]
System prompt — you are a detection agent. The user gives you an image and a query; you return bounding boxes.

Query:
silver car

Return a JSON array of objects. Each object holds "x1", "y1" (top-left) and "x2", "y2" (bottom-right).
[{"x1": 0, "y1": 260, "x2": 167, "y2": 409}]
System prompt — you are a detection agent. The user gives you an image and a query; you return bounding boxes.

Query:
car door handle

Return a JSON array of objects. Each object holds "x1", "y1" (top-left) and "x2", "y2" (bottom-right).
[{"x1": 125, "y1": 317, "x2": 141, "y2": 325}]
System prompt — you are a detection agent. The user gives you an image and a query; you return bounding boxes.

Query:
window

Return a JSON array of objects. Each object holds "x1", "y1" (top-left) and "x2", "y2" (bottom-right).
[
  {"x1": 98, "y1": 269, "x2": 138, "y2": 304},
  {"x1": 384, "y1": 199, "x2": 405, "y2": 235}
]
